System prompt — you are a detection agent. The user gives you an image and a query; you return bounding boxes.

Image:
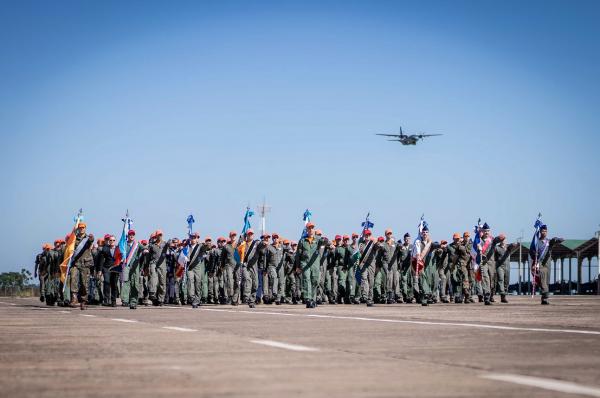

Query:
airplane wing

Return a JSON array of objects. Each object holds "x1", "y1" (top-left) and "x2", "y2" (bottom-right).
[
  {"x1": 417, "y1": 133, "x2": 442, "y2": 138},
  {"x1": 376, "y1": 133, "x2": 401, "y2": 137}
]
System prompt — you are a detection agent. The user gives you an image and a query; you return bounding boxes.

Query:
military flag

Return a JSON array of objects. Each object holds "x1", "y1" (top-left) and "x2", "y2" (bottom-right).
[
  {"x1": 300, "y1": 209, "x2": 312, "y2": 239},
  {"x1": 410, "y1": 214, "x2": 429, "y2": 277},
  {"x1": 470, "y1": 218, "x2": 487, "y2": 282},
  {"x1": 60, "y1": 209, "x2": 86, "y2": 299},
  {"x1": 113, "y1": 210, "x2": 133, "y2": 273}
]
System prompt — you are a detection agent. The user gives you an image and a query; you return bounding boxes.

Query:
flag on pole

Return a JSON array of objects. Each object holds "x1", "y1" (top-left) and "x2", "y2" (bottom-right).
[
  {"x1": 300, "y1": 209, "x2": 312, "y2": 239},
  {"x1": 360, "y1": 212, "x2": 374, "y2": 238},
  {"x1": 410, "y1": 214, "x2": 429, "y2": 276},
  {"x1": 59, "y1": 209, "x2": 84, "y2": 284},
  {"x1": 113, "y1": 211, "x2": 133, "y2": 273},
  {"x1": 470, "y1": 218, "x2": 485, "y2": 282}
]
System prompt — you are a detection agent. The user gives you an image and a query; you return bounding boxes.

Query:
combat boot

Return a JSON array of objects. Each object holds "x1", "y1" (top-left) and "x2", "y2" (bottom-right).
[
  {"x1": 484, "y1": 294, "x2": 492, "y2": 305},
  {"x1": 80, "y1": 301, "x2": 86, "y2": 310},
  {"x1": 478, "y1": 295, "x2": 484, "y2": 303},
  {"x1": 541, "y1": 294, "x2": 549, "y2": 305},
  {"x1": 69, "y1": 294, "x2": 79, "y2": 308},
  {"x1": 501, "y1": 294, "x2": 508, "y2": 303}
]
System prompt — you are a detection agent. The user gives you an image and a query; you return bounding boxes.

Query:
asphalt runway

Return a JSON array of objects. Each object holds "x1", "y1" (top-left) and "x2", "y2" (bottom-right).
[{"x1": 1, "y1": 296, "x2": 599, "y2": 398}]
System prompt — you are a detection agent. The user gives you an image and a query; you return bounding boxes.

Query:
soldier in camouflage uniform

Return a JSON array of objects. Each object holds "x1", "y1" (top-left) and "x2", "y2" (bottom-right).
[
  {"x1": 265, "y1": 233, "x2": 284, "y2": 305},
  {"x1": 295, "y1": 222, "x2": 328, "y2": 308},
  {"x1": 221, "y1": 232, "x2": 238, "y2": 305},
  {"x1": 333, "y1": 235, "x2": 348, "y2": 304},
  {"x1": 34, "y1": 244, "x2": 51, "y2": 302},
  {"x1": 347, "y1": 233, "x2": 361, "y2": 304},
  {"x1": 358, "y1": 229, "x2": 377, "y2": 307},
  {"x1": 68, "y1": 223, "x2": 95, "y2": 310},
  {"x1": 46, "y1": 239, "x2": 64, "y2": 306},
  {"x1": 493, "y1": 234, "x2": 518, "y2": 303},
  {"x1": 146, "y1": 230, "x2": 168, "y2": 306},
  {"x1": 529, "y1": 224, "x2": 563, "y2": 305},
  {"x1": 238, "y1": 229, "x2": 260, "y2": 308},
  {"x1": 433, "y1": 240, "x2": 450, "y2": 303},
  {"x1": 206, "y1": 238, "x2": 221, "y2": 305},
  {"x1": 283, "y1": 241, "x2": 299, "y2": 304},
  {"x1": 397, "y1": 233, "x2": 413, "y2": 303},
  {"x1": 411, "y1": 226, "x2": 433, "y2": 306},
  {"x1": 325, "y1": 238, "x2": 338, "y2": 304},
  {"x1": 379, "y1": 229, "x2": 398, "y2": 304}
]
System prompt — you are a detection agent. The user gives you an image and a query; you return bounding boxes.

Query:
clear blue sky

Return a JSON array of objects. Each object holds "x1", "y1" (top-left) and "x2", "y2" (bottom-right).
[{"x1": 1, "y1": 0, "x2": 599, "y2": 275}]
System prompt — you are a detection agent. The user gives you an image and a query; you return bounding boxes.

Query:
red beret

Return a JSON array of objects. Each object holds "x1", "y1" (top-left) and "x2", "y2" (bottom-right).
[
  {"x1": 364, "y1": 229, "x2": 372, "y2": 236},
  {"x1": 377, "y1": 236, "x2": 384, "y2": 242},
  {"x1": 128, "y1": 230, "x2": 136, "y2": 236},
  {"x1": 335, "y1": 235, "x2": 342, "y2": 240},
  {"x1": 342, "y1": 235, "x2": 350, "y2": 240}
]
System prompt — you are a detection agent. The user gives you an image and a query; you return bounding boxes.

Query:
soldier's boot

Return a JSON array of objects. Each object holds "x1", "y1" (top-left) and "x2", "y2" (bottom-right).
[
  {"x1": 366, "y1": 300, "x2": 374, "y2": 307},
  {"x1": 478, "y1": 295, "x2": 484, "y2": 303},
  {"x1": 489, "y1": 295, "x2": 496, "y2": 303},
  {"x1": 80, "y1": 301, "x2": 86, "y2": 310},
  {"x1": 351, "y1": 296, "x2": 360, "y2": 304},
  {"x1": 455, "y1": 295, "x2": 462, "y2": 304},
  {"x1": 541, "y1": 294, "x2": 549, "y2": 305},
  {"x1": 501, "y1": 294, "x2": 508, "y2": 303},
  {"x1": 40, "y1": 295, "x2": 45, "y2": 302},
  {"x1": 484, "y1": 294, "x2": 492, "y2": 306},
  {"x1": 69, "y1": 294, "x2": 79, "y2": 308},
  {"x1": 468, "y1": 296, "x2": 475, "y2": 303},
  {"x1": 427, "y1": 295, "x2": 434, "y2": 304},
  {"x1": 396, "y1": 294, "x2": 404, "y2": 304},
  {"x1": 441, "y1": 296, "x2": 450, "y2": 303},
  {"x1": 386, "y1": 292, "x2": 394, "y2": 304}
]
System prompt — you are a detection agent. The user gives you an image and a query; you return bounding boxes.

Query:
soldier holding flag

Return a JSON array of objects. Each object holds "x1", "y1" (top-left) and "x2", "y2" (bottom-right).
[{"x1": 529, "y1": 218, "x2": 563, "y2": 305}]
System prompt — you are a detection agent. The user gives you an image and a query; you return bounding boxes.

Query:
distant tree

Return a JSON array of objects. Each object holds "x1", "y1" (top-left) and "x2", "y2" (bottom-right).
[{"x1": 0, "y1": 269, "x2": 33, "y2": 290}]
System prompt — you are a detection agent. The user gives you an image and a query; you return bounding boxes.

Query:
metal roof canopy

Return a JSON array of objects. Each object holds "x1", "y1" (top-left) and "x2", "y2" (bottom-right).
[{"x1": 510, "y1": 237, "x2": 599, "y2": 262}]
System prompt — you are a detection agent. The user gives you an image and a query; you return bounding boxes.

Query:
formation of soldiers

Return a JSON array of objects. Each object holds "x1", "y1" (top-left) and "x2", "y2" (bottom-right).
[{"x1": 34, "y1": 220, "x2": 562, "y2": 310}]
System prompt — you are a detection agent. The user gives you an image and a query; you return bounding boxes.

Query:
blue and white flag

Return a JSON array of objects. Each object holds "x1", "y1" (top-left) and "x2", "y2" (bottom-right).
[
  {"x1": 114, "y1": 210, "x2": 133, "y2": 273},
  {"x1": 242, "y1": 207, "x2": 254, "y2": 235},
  {"x1": 529, "y1": 213, "x2": 549, "y2": 266},
  {"x1": 187, "y1": 214, "x2": 195, "y2": 236},
  {"x1": 411, "y1": 214, "x2": 428, "y2": 259},
  {"x1": 300, "y1": 209, "x2": 312, "y2": 239},
  {"x1": 361, "y1": 212, "x2": 374, "y2": 237},
  {"x1": 470, "y1": 218, "x2": 483, "y2": 280}
]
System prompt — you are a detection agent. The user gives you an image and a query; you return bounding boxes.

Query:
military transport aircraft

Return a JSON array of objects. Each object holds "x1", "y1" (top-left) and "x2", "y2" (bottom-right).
[{"x1": 376, "y1": 126, "x2": 442, "y2": 145}]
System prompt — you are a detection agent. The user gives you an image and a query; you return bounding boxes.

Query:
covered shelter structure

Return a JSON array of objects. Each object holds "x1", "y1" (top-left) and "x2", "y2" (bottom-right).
[{"x1": 509, "y1": 237, "x2": 599, "y2": 295}]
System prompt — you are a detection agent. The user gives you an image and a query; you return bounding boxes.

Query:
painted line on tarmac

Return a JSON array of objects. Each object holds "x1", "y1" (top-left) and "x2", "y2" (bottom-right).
[
  {"x1": 201, "y1": 308, "x2": 600, "y2": 336},
  {"x1": 80, "y1": 314, "x2": 96, "y2": 318},
  {"x1": 58, "y1": 310, "x2": 71, "y2": 314},
  {"x1": 111, "y1": 318, "x2": 139, "y2": 323},
  {"x1": 250, "y1": 339, "x2": 319, "y2": 352},
  {"x1": 481, "y1": 373, "x2": 600, "y2": 397},
  {"x1": 162, "y1": 326, "x2": 197, "y2": 332},
  {"x1": 0, "y1": 302, "x2": 16, "y2": 306}
]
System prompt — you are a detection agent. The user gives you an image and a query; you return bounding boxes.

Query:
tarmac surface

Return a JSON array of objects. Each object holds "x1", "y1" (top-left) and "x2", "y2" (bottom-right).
[{"x1": 1, "y1": 296, "x2": 599, "y2": 398}]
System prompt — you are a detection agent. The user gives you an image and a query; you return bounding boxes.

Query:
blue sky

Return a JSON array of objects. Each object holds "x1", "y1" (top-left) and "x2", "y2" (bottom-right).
[{"x1": 1, "y1": 0, "x2": 599, "y2": 276}]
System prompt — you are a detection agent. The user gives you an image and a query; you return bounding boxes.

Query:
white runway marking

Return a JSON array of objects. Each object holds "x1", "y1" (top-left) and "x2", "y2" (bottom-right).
[
  {"x1": 250, "y1": 339, "x2": 319, "y2": 352},
  {"x1": 162, "y1": 326, "x2": 197, "y2": 332},
  {"x1": 80, "y1": 314, "x2": 96, "y2": 317},
  {"x1": 482, "y1": 373, "x2": 600, "y2": 397},
  {"x1": 111, "y1": 318, "x2": 138, "y2": 323},
  {"x1": 59, "y1": 311, "x2": 71, "y2": 314},
  {"x1": 200, "y1": 308, "x2": 600, "y2": 336}
]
